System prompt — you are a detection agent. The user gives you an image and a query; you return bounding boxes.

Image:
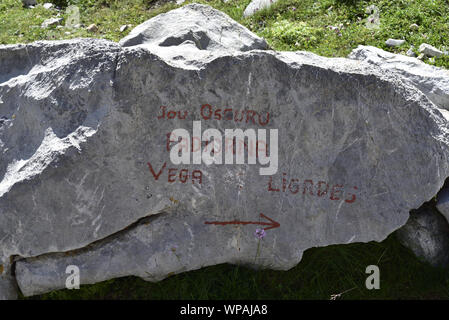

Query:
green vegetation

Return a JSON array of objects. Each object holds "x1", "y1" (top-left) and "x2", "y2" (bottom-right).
[
  {"x1": 1, "y1": 0, "x2": 449, "y2": 67},
  {"x1": 2, "y1": 0, "x2": 449, "y2": 299}
]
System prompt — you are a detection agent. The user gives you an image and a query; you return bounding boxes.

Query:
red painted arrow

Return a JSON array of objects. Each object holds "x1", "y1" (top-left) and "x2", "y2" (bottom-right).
[{"x1": 204, "y1": 213, "x2": 280, "y2": 230}]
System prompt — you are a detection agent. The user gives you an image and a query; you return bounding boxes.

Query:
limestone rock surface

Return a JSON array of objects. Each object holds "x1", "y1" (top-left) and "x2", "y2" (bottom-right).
[
  {"x1": 1, "y1": 4, "x2": 449, "y2": 297},
  {"x1": 396, "y1": 205, "x2": 449, "y2": 268},
  {"x1": 349, "y1": 45, "x2": 449, "y2": 111}
]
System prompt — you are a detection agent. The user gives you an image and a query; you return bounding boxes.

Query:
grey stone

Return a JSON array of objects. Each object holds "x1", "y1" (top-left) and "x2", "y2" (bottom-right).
[
  {"x1": 410, "y1": 23, "x2": 419, "y2": 31},
  {"x1": 2, "y1": 4, "x2": 449, "y2": 297},
  {"x1": 0, "y1": 38, "x2": 122, "y2": 272},
  {"x1": 349, "y1": 45, "x2": 449, "y2": 110},
  {"x1": 436, "y1": 188, "x2": 449, "y2": 223},
  {"x1": 119, "y1": 25, "x2": 128, "y2": 33},
  {"x1": 243, "y1": 0, "x2": 278, "y2": 17},
  {"x1": 385, "y1": 39, "x2": 405, "y2": 47},
  {"x1": 406, "y1": 47, "x2": 416, "y2": 57},
  {"x1": 86, "y1": 24, "x2": 98, "y2": 32},
  {"x1": 43, "y1": 3, "x2": 54, "y2": 9},
  {"x1": 396, "y1": 206, "x2": 449, "y2": 268},
  {"x1": 419, "y1": 43, "x2": 443, "y2": 57},
  {"x1": 21, "y1": 0, "x2": 37, "y2": 6},
  {"x1": 41, "y1": 17, "x2": 63, "y2": 28}
]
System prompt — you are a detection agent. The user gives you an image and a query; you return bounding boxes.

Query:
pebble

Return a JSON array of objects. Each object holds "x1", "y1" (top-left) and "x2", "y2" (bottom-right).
[
  {"x1": 409, "y1": 23, "x2": 419, "y2": 31},
  {"x1": 385, "y1": 39, "x2": 405, "y2": 47},
  {"x1": 86, "y1": 24, "x2": 98, "y2": 32},
  {"x1": 41, "y1": 17, "x2": 63, "y2": 28},
  {"x1": 406, "y1": 46, "x2": 416, "y2": 57},
  {"x1": 419, "y1": 43, "x2": 443, "y2": 57}
]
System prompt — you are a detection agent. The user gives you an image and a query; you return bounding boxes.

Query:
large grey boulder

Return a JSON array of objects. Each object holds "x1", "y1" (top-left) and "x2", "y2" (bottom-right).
[
  {"x1": 349, "y1": 45, "x2": 449, "y2": 111},
  {"x1": 0, "y1": 39, "x2": 120, "y2": 298},
  {"x1": 396, "y1": 205, "x2": 449, "y2": 268},
  {"x1": 2, "y1": 4, "x2": 449, "y2": 297}
]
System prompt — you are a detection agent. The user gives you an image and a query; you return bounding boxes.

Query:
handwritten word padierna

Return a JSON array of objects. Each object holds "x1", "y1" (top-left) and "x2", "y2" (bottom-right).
[{"x1": 168, "y1": 121, "x2": 278, "y2": 175}]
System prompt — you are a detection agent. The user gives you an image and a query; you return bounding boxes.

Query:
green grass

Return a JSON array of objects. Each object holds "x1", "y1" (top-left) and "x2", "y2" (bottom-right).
[{"x1": 3, "y1": 0, "x2": 449, "y2": 299}]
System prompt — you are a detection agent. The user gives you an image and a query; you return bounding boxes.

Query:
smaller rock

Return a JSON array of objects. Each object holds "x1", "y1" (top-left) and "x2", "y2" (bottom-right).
[
  {"x1": 243, "y1": 0, "x2": 279, "y2": 17},
  {"x1": 73, "y1": 24, "x2": 82, "y2": 29},
  {"x1": 43, "y1": 3, "x2": 53, "y2": 9},
  {"x1": 409, "y1": 23, "x2": 419, "y2": 31},
  {"x1": 41, "y1": 17, "x2": 63, "y2": 28},
  {"x1": 419, "y1": 43, "x2": 443, "y2": 57},
  {"x1": 86, "y1": 24, "x2": 98, "y2": 32},
  {"x1": 21, "y1": 0, "x2": 37, "y2": 6},
  {"x1": 119, "y1": 25, "x2": 128, "y2": 32},
  {"x1": 406, "y1": 46, "x2": 416, "y2": 57},
  {"x1": 65, "y1": 31, "x2": 71, "y2": 35},
  {"x1": 396, "y1": 205, "x2": 449, "y2": 268},
  {"x1": 385, "y1": 39, "x2": 405, "y2": 47},
  {"x1": 176, "y1": 0, "x2": 186, "y2": 4}
]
